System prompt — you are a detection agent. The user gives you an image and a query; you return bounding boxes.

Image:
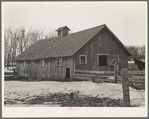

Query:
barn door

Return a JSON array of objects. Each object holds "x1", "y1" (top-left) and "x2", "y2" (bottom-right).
[
  {"x1": 97, "y1": 54, "x2": 109, "y2": 71},
  {"x1": 66, "y1": 68, "x2": 70, "y2": 78},
  {"x1": 108, "y1": 55, "x2": 119, "y2": 71}
]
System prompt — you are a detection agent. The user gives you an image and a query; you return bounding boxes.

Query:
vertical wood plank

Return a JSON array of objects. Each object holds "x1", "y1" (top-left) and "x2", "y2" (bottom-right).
[
  {"x1": 114, "y1": 63, "x2": 117, "y2": 83},
  {"x1": 122, "y1": 69, "x2": 130, "y2": 107}
]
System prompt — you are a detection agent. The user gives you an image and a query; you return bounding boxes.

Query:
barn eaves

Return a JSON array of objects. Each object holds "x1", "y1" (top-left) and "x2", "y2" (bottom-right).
[{"x1": 16, "y1": 24, "x2": 131, "y2": 61}]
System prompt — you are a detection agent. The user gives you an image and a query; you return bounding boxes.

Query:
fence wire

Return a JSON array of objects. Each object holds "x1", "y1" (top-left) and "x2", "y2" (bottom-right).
[
  {"x1": 94, "y1": 73, "x2": 145, "y2": 107},
  {"x1": 101, "y1": 89, "x2": 145, "y2": 107}
]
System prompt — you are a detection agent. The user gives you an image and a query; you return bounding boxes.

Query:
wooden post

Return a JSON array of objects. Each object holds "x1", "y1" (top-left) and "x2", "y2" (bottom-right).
[
  {"x1": 13, "y1": 68, "x2": 15, "y2": 76},
  {"x1": 73, "y1": 63, "x2": 75, "y2": 71},
  {"x1": 122, "y1": 69, "x2": 130, "y2": 107},
  {"x1": 70, "y1": 92, "x2": 73, "y2": 100},
  {"x1": 117, "y1": 63, "x2": 119, "y2": 76},
  {"x1": 73, "y1": 63, "x2": 75, "y2": 78},
  {"x1": 114, "y1": 63, "x2": 118, "y2": 83}
]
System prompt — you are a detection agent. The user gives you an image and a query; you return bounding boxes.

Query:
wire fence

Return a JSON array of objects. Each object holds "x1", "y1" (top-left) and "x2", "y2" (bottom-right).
[
  {"x1": 73, "y1": 69, "x2": 145, "y2": 107},
  {"x1": 122, "y1": 69, "x2": 145, "y2": 107},
  {"x1": 65, "y1": 82, "x2": 145, "y2": 107}
]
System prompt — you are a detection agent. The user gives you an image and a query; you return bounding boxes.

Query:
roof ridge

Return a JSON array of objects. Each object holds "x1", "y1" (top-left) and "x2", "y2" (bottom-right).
[
  {"x1": 36, "y1": 24, "x2": 106, "y2": 41},
  {"x1": 16, "y1": 24, "x2": 131, "y2": 60},
  {"x1": 68, "y1": 24, "x2": 106, "y2": 36}
]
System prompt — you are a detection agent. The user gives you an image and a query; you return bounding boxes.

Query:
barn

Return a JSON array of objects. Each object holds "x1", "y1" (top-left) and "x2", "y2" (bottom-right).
[{"x1": 16, "y1": 24, "x2": 131, "y2": 80}]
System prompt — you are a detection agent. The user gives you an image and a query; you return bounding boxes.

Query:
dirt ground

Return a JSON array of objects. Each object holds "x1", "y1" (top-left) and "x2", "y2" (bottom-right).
[{"x1": 4, "y1": 81, "x2": 145, "y2": 107}]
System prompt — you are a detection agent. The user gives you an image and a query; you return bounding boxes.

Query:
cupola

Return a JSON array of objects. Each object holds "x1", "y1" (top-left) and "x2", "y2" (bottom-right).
[{"x1": 56, "y1": 26, "x2": 70, "y2": 37}]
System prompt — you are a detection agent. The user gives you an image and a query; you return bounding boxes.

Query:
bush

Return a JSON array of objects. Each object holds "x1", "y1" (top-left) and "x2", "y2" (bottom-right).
[{"x1": 128, "y1": 64, "x2": 138, "y2": 71}]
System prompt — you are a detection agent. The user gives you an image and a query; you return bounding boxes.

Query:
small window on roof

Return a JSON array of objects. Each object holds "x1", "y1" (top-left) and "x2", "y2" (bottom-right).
[
  {"x1": 57, "y1": 58, "x2": 62, "y2": 66},
  {"x1": 79, "y1": 55, "x2": 87, "y2": 64}
]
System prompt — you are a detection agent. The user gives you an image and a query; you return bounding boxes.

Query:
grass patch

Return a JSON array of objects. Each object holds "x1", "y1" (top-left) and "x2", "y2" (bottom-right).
[
  {"x1": 26, "y1": 93, "x2": 138, "y2": 107},
  {"x1": 4, "y1": 93, "x2": 138, "y2": 107}
]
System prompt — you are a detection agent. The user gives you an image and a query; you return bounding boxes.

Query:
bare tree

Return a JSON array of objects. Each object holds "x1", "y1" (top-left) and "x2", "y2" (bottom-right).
[
  {"x1": 126, "y1": 45, "x2": 145, "y2": 60},
  {"x1": 44, "y1": 30, "x2": 58, "y2": 39},
  {"x1": 4, "y1": 29, "x2": 10, "y2": 67},
  {"x1": 4, "y1": 27, "x2": 56, "y2": 68},
  {"x1": 7, "y1": 28, "x2": 18, "y2": 66},
  {"x1": 4, "y1": 28, "x2": 23, "y2": 67}
]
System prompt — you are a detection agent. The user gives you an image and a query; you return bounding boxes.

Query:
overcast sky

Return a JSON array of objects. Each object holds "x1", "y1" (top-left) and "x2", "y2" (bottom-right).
[{"x1": 2, "y1": 2, "x2": 147, "y2": 46}]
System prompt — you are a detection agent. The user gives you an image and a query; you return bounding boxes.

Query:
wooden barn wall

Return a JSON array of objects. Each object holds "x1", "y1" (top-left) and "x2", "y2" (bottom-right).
[
  {"x1": 73, "y1": 27, "x2": 129, "y2": 71},
  {"x1": 16, "y1": 57, "x2": 74, "y2": 80}
]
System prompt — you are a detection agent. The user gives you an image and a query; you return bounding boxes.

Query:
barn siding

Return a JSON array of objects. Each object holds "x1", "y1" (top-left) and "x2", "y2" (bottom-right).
[
  {"x1": 73, "y1": 27, "x2": 129, "y2": 71},
  {"x1": 16, "y1": 27, "x2": 130, "y2": 79},
  {"x1": 16, "y1": 57, "x2": 74, "y2": 80}
]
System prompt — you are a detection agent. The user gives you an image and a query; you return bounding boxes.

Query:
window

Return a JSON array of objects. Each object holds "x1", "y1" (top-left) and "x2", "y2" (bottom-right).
[
  {"x1": 79, "y1": 55, "x2": 87, "y2": 64},
  {"x1": 31, "y1": 61, "x2": 34, "y2": 67},
  {"x1": 98, "y1": 55, "x2": 108, "y2": 66},
  {"x1": 57, "y1": 58, "x2": 62, "y2": 66},
  {"x1": 41, "y1": 60, "x2": 45, "y2": 67},
  {"x1": 23, "y1": 61, "x2": 26, "y2": 67}
]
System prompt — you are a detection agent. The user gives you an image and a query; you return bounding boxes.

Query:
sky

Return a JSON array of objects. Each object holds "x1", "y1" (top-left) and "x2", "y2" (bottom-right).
[{"x1": 2, "y1": 2, "x2": 147, "y2": 46}]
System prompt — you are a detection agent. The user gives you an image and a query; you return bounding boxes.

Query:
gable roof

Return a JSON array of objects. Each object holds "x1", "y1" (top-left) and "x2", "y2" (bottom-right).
[
  {"x1": 16, "y1": 24, "x2": 131, "y2": 61},
  {"x1": 56, "y1": 26, "x2": 70, "y2": 31}
]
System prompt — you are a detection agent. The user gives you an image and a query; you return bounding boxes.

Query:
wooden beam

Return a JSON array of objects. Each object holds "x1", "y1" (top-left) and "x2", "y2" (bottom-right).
[
  {"x1": 74, "y1": 69, "x2": 105, "y2": 74},
  {"x1": 120, "y1": 71, "x2": 145, "y2": 75},
  {"x1": 74, "y1": 73, "x2": 96, "y2": 77},
  {"x1": 104, "y1": 71, "x2": 115, "y2": 74},
  {"x1": 128, "y1": 71, "x2": 145, "y2": 75},
  {"x1": 114, "y1": 63, "x2": 118, "y2": 83},
  {"x1": 74, "y1": 69, "x2": 115, "y2": 75},
  {"x1": 122, "y1": 69, "x2": 130, "y2": 107}
]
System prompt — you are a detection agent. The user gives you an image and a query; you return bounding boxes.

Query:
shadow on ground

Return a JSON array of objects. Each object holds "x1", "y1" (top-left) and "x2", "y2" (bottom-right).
[{"x1": 4, "y1": 92, "x2": 138, "y2": 107}]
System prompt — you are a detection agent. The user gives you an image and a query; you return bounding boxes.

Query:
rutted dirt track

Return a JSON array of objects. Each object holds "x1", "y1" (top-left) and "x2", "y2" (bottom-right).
[{"x1": 4, "y1": 81, "x2": 145, "y2": 107}]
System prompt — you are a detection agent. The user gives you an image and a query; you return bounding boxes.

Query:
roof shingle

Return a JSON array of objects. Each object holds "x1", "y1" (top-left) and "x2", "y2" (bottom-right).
[{"x1": 16, "y1": 24, "x2": 131, "y2": 60}]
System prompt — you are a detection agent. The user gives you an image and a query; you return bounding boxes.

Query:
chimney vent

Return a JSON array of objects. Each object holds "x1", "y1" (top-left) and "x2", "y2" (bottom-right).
[{"x1": 56, "y1": 26, "x2": 70, "y2": 37}]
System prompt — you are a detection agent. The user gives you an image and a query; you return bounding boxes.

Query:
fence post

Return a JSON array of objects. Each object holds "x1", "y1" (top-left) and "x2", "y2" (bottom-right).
[
  {"x1": 122, "y1": 68, "x2": 130, "y2": 107},
  {"x1": 114, "y1": 63, "x2": 118, "y2": 83},
  {"x1": 73, "y1": 63, "x2": 75, "y2": 75}
]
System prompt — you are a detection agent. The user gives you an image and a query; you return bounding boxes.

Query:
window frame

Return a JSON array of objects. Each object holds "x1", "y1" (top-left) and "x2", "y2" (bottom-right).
[
  {"x1": 79, "y1": 55, "x2": 87, "y2": 64},
  {"x1": 41, "y1": 59, "x2": 45, "y2": 67},
  {"x1": 57, "y1": 58, "x2": 62, "y2": 66}
]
